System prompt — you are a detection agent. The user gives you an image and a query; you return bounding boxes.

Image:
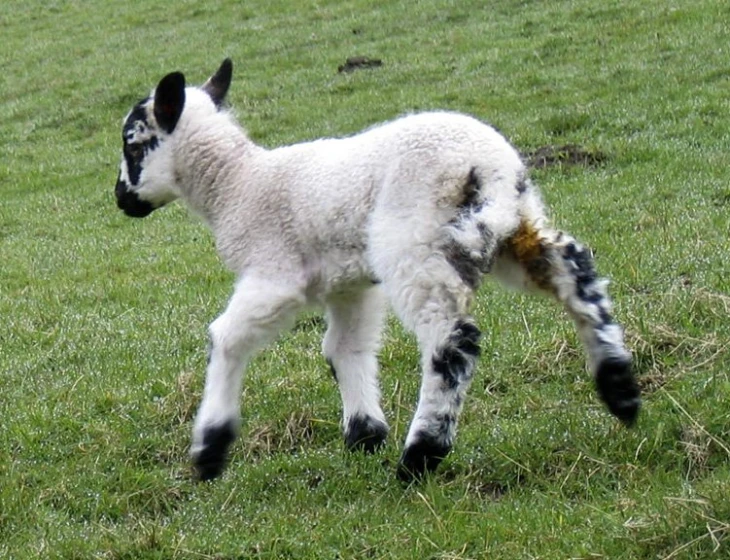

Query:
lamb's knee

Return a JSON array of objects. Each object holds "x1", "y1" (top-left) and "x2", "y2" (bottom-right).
[
  {"x1": 208, "y1": 318, "x2": 243, "y2": 363},
  {"x1": 211, "y1": 284, "x2": 305, "y2": 358}
]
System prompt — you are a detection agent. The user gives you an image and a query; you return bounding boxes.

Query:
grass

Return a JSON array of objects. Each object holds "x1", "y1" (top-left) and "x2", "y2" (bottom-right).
[{"x1": 1, "y1": 0, "x2": 730, "y2": 557}]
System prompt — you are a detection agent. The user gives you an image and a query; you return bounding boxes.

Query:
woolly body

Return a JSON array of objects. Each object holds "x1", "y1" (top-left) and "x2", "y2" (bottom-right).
[{"x1": 143, "y1": 94, "x2": 521, "y2": 295}]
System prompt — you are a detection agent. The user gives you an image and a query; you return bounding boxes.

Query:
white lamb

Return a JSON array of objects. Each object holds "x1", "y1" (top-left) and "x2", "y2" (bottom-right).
[{"x1": 114, "y1": 59, "x2": 640, "y2": 481}]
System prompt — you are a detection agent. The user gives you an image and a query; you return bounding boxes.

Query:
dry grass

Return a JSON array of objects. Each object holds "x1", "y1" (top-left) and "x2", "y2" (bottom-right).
[{"x1": 244, "y1": 410, "x2": 320, "y2": 459}]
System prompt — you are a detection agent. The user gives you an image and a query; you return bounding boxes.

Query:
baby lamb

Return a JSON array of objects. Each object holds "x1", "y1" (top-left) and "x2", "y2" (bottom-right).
[{"x1": 114, "y1": 59, "x2": 640, "y2": 482}]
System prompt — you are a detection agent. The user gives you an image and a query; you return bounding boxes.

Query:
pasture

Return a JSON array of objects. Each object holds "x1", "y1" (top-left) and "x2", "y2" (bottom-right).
[{"x1": 1, "y1": 0, "x2": 729, "y2": 558}]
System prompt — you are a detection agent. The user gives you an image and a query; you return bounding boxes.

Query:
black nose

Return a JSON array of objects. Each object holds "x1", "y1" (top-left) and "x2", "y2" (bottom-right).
[{"x1": 115, "y1": 179, "x2": 155, "y2": 218}]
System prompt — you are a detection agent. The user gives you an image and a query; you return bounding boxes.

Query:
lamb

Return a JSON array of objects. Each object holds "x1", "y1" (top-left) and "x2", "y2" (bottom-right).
[{"x1": 114, "y1": 59, "x2": 640, "y2": 482}]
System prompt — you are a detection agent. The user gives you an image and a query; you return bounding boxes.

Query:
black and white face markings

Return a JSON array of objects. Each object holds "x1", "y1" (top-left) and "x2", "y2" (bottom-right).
[
  {"x1": 114, "y1": 98, "x2": 161, "y2": 218},
  {"x1": 122, "y1": 100, "x2": 160, "y2": 185}
]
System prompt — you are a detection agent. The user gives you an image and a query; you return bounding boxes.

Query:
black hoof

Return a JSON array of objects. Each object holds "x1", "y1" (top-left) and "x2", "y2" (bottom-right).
[
  {"x1": 345, "y1": 415, "x2": 389, "y2": 454},
  {"x1": 193, "y1": 423, "x2": 237, "y2": 481},
  {"x1": 396, "y1": 437, "x2": 451, "y2": 482},
  {"x1": 596, "y1": 356, "x2": 641, "y2": 426}
]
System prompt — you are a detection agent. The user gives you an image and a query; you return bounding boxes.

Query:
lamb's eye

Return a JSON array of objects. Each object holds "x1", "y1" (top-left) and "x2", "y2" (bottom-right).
[{"x1": 127, "y1": 143, "x2": 144, "y2": 159}]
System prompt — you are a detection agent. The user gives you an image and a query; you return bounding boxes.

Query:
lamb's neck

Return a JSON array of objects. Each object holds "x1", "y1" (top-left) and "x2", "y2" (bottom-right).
[{"x1": 175, "y1": 123, "x2": 261, "y2": 227}]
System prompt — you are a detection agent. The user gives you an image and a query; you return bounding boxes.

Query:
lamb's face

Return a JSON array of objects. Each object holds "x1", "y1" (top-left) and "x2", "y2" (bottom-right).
[
  {"x1": 115, "y1": 97, "x2": 179, "y2": 218},
  {"x1": 114, "y1": 60, "x2": 232, "y2": 219}
]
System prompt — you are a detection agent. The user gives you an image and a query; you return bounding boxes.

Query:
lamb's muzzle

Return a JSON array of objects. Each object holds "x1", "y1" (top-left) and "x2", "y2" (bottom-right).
[{"x1": 115, "y1": 175, "x2": 155, "y2": 218}]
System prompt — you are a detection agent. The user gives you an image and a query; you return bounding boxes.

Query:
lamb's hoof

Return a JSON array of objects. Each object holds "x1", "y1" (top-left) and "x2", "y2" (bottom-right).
[
  {"x1": 596, "y1": 356, "x2": 641, "y2": 426},
  {"x1": 192, "y1": 423, "x2": 236, "y2": 481},
  {"x1": 396, "y1": 437, "x2": 451, "y2": 483},
  {"x1": 345, "y1": 415, "x2": 389, "y2": 454}
]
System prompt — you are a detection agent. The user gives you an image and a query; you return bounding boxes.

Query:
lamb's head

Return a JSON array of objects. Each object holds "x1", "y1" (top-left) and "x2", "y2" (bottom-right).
[{"x1": 115, "y1": 59, "x2": 233, "y2": 217}]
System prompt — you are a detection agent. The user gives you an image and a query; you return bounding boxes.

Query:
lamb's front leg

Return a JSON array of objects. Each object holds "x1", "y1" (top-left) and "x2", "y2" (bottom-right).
[
  {"x1": 191, "y1": 276, "x2": 305, "y2": 480},
  {"x1": 323, "y1": 286, "x2": 389, "y2": 452}
]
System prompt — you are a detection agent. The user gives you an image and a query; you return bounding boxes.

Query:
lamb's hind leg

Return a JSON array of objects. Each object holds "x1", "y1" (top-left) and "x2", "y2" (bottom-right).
[
  {"x1": 493, "y1": 213, "x2": 640, "y2": 425},
  {"x1": 374, "y1": 243, "x2": 484, "y2": 481},
  {"x1": 398, "y1": 315, "x2": 481, "y2": 481},
  {"x1": 323, "y1": 286, "x2": 389, "y2": 452},
  {"x1": 191, "y1": 275, "x2": 305, "y2": 480}
]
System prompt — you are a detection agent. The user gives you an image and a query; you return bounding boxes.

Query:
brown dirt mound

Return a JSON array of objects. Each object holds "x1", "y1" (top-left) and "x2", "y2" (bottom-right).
[
  {"x1": 526, "y1": 144, "x2": 607, "y2": 169},
  {"x1": 338, "y1": 56, "x2": 383, "y2": 73}
]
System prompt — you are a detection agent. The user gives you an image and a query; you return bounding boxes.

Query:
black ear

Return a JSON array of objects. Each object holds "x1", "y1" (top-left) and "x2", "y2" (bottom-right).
[
  {"x1": 154, "y1": 72, "x2": 186, "y2": 134},
  {"x1": 201, "y1": 58, "x2": 233, "y2": 107}
]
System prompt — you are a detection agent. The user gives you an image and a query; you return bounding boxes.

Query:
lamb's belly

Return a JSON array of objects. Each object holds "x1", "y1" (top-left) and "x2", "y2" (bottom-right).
[{"x1": 303, "y1": 247, "x2": 376, "y2": 303}]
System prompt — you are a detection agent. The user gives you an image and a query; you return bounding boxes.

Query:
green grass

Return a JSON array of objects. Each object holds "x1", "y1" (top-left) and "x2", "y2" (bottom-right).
[{"x1": 2, "y1": 0, "x2": 730, "y2": 558}]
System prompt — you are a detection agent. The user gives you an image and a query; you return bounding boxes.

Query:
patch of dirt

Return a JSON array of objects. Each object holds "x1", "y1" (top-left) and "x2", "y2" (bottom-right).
[
  {"x1": 525, "y1": 144, "x2": 607, "y2": 169},
  {"x1": 338, "y1": 56, "x2": 383, "y2": 73}
]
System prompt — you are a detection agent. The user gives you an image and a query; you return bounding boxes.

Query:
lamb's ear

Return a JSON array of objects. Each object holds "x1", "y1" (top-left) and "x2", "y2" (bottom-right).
[
  {"x1": 154, "y1": 72, "x2": 186, "y2": 134},
  {"x1": 202, "y1": 58, "x2": 232, "y2": 108}
]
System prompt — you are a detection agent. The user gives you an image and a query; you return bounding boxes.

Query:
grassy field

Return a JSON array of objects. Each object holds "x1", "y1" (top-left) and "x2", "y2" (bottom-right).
[{"x1": 2, "y1": 0, "x2": 730, "y2": 558}]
